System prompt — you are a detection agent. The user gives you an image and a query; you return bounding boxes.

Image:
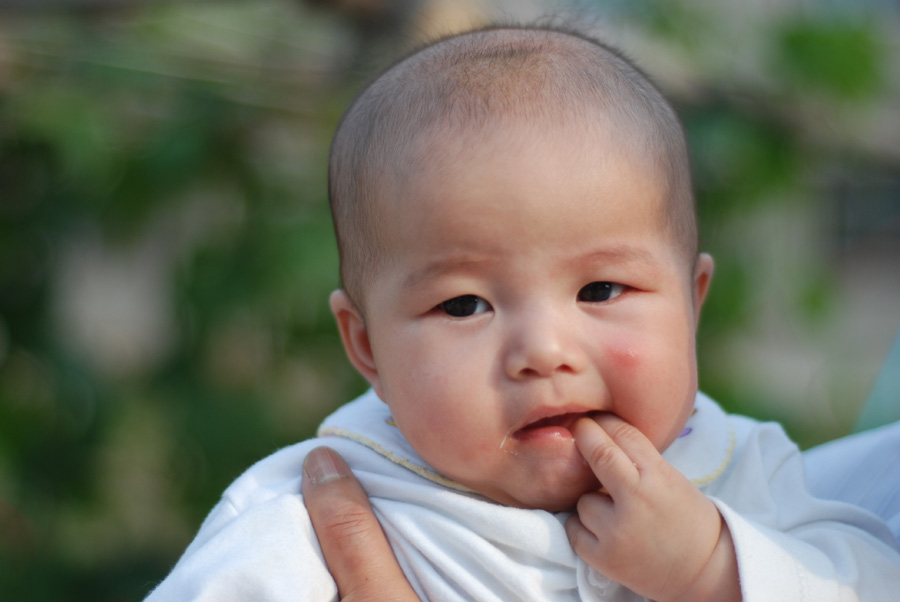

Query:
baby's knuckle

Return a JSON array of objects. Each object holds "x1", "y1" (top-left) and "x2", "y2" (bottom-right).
[
  {"x1": 567, "y1": 524, "x2": 597, "y2": 556},
  {"x1": 609, "y1": 421, "x2": 639, "y2": 446},
  {"x1": 588, "y1": 441, "x2": 620, "y2": 469}
]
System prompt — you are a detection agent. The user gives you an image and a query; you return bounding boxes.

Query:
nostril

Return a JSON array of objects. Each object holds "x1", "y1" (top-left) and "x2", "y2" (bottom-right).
[
  {"x1": 518, "y1": 366, "x2": 539, "y2": 378},
  {"x1": 504, "y1": 326, "x2": 585, "y2": 379},
  {"x1": 513, "y1": 359, "x2": 577, "y2": 380}
]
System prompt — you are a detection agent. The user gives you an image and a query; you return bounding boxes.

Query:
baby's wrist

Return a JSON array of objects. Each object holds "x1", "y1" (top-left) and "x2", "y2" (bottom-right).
[{"x1": 667, "y1": 516, "x2": 741, "y2": 602}]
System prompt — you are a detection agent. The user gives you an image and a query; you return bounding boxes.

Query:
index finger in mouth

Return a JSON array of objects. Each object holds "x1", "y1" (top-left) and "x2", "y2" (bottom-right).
[{"x1": 571, "y1": 416, "x2": 640, "y2": 497}]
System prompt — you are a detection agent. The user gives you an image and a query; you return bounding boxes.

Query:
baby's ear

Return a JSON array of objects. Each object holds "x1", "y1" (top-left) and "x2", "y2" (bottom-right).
[
  {"x1": 330, "y1": 290, "x2": 382, "y2": 393},
  {"x1": 692, "y1": 253, "x2": 715, "y2": 326}
]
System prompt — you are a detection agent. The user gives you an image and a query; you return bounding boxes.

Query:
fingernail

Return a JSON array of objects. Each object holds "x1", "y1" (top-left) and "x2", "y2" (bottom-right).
[{"x1": 304, "y1": 447, "x2": 349, "y2": 485}]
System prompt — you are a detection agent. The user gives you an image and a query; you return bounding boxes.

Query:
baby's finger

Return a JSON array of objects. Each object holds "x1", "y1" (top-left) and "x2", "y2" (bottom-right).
[
  {"x1": 591, "y1": 413, "x2": 666, "y2": 468},
  {"x1": 564, "y1": 507, "x2": 603, "y2": 558},
  {"x1": 571, "y1": 416, "x2": 640, "y2": 498}
]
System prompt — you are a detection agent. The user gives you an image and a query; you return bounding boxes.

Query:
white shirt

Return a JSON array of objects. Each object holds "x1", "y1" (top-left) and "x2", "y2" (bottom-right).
[{"x1": 145, "y1": 391, "x2": 900, "y2": 601}]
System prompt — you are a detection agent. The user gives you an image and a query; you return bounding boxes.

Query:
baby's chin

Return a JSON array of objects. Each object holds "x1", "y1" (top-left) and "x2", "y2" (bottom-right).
[{"x1": 476, "y1": 474, "x2": 602, "y2": 513}]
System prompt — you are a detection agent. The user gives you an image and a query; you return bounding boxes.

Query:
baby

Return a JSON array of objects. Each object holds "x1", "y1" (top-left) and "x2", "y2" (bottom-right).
[{"x1": 145, "y1": 25, "x2": 900, "y2": 601}]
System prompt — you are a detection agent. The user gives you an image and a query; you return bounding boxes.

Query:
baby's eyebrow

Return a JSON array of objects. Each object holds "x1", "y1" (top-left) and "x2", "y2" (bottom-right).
[
  {"x1": 576, "y1": 245, "x2": 657, "y2": 267},
  {"x1": 402, "y1": 256, "x2": 493, "y2": 290}
]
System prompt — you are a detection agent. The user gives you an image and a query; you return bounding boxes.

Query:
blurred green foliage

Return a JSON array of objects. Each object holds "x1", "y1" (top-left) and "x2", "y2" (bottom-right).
[
  {"x1": 775, "y1": 17, "x2": 884, "y2": 99},
  {"x1": 0, "y1": 3, "x2": 368, "y2": 598},
  {"x1": 0, "y1": 1, "x2": 895, "y2": 599}
]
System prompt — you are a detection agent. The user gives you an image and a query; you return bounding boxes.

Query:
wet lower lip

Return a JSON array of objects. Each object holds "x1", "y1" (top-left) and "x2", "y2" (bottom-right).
[
  {"x1": 514, "y1": 413, "x2": 583, "y2": 441},
  {"x1": 515, "y1": 425, "x2": 575, "y2": 442}
]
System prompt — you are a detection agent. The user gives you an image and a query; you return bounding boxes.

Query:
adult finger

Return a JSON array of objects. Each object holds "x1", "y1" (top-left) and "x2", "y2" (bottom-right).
[{"x1": 302, "y1": 446, "x2": 420, "y2": 602}]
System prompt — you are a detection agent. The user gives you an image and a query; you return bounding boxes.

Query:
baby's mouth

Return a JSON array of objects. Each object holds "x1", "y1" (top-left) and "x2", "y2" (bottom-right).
[{"x1": 513, "y1": 412, "x2": 589, "y2": 440}]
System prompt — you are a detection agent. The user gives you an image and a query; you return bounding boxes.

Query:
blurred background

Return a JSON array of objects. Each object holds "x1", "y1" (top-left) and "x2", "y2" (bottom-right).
[{"x1": 0, "y1": 0, "x2": 897, "y2": 599}]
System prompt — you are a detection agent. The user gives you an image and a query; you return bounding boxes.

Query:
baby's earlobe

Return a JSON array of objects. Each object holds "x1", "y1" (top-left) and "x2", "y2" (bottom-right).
[
  {"x1": 692, "y1": 254, "x2": 715, "y2": 324},
  {"x1": 329, "y1": 289, "x2": 381, "y2": 390}
]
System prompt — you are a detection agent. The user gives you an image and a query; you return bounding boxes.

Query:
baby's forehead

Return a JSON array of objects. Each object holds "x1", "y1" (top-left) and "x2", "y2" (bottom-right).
[
  {"x1": 388, "y1": 111, "x2": 660, "y2": 195},
  {"x1": 384, "y1": 120, "x2": 666, "y2": 212}
]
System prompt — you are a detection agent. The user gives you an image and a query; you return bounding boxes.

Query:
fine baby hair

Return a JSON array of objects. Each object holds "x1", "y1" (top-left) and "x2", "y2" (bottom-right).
[{"x1": 328, "y1": 24, "x2": 699, "y2": 310}]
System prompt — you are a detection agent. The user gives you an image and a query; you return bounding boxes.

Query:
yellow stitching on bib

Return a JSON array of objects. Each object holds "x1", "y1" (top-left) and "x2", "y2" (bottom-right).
[
  {"x1": 319, "y1": 426, "x2": 473, "y2": 492},
  {"x1": 690, "y1": 420, "x2": 737, "y2": 487}
]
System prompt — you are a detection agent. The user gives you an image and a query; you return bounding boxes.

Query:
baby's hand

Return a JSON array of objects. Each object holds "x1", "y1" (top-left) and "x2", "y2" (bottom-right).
[{"x1": 565, "y1": 414, "x2": 741, "y2": 602}]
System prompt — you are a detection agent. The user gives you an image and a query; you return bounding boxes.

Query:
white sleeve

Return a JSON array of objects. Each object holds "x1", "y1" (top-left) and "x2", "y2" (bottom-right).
[
  {"x1": 804, "y1": 420, "x2": 900, "y2": 543},
  {"x1": 707, "y1": 420, "x2": 900, "y2": 602},
  {"x1": 143, "y1": 493, "x2": 338, "y2": 602}
]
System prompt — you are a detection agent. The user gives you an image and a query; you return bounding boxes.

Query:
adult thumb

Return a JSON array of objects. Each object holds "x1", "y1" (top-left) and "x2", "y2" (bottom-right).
[{"x1": 302, "y1": 446, "x2": 420, "y2": 602}]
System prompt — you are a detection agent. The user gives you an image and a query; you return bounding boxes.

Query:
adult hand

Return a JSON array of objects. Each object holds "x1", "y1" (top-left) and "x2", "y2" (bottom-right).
[{"x1": 302, "y1": 446, "x2": 421, "y2": 602}]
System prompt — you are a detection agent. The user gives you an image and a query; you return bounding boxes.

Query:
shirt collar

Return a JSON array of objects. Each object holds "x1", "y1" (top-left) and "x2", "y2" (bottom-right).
[{"x1": 320, "y1": 389, "x2": 735, "y2": 493}]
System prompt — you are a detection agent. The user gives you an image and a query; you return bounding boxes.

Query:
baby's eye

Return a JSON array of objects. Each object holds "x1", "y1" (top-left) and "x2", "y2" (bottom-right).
[
  {"x1": 577, "y1": 281, "x2": 625, "y2": 303},
  {"x1": 438, "y1": 295, "x2": 491, "y2": 317}
]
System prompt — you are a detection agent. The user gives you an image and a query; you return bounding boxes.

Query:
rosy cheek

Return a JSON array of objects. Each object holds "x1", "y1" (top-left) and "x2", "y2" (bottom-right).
[{"x1": 605, "y1": 339, "x2": 643, "y2": 372}]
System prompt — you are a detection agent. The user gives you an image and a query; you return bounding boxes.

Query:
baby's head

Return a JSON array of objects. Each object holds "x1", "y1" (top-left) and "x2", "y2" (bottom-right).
[{"x1": 328, "y1": 25, "x2": 714, "y2": 511}]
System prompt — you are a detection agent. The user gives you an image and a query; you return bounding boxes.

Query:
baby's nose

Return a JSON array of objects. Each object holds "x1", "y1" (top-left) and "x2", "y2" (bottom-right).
[{"x1": 503, "y1": 310, "x2": 586, "y2": 379}]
